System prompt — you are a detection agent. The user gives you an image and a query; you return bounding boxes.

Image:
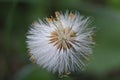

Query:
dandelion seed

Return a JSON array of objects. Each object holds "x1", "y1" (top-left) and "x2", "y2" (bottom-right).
[{"x1": 26, "y1": 11, "x2": 95, "y2": 75}]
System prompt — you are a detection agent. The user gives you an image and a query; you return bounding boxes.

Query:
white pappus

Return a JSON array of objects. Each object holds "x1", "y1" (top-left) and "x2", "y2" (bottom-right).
[{"x1": 26, "y1": 11, "x2": 95, "y2": 75}]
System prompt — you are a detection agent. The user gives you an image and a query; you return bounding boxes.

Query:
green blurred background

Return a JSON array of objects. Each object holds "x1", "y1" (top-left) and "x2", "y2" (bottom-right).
[{"x1": 0, "y1": 0, "x2": 120, "y2": 80}]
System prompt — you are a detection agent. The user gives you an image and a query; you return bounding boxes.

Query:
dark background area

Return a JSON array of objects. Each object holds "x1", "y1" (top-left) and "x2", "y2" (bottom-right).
[{"x1": 0, "y1": 0, "x2": 120, "y2": 80}]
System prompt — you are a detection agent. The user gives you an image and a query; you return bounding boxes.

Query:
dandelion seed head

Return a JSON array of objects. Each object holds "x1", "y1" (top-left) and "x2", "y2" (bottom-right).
[{"x1": 26, "y1": 11, "x2": 95, "y2": 75}]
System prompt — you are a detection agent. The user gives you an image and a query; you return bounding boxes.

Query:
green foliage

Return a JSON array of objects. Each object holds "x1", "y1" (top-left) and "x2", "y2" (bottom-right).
[{"x1": 14, "y1": 65, "x2": 55, "y2": 80}]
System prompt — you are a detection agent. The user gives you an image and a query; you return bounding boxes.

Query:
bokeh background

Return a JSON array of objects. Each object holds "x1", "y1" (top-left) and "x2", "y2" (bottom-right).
[{"x1": 1, "y1": 0, "x2": 120, "y2": 80}]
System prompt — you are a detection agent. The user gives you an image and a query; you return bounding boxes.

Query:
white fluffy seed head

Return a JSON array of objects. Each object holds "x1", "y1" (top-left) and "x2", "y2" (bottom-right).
[{"x1": 26, "y1": 11, "x2": 95, "y2": 75}]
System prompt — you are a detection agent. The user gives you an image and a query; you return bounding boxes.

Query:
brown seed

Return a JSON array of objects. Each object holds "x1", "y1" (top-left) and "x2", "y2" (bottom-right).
[
  {"x1": 55, "y1": 11, "x2": 60, "y2": 20},
  {"x1": 69, "y1": 12, "x2": 75, "y2": 19}
]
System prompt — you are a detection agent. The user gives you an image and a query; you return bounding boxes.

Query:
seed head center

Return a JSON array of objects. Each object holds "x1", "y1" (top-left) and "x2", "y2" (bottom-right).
[{"x1": 49, "y1": 28, "x2": 76, "y2": 51}]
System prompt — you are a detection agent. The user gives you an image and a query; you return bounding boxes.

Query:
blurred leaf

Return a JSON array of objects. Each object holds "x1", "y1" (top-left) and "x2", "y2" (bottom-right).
[
  {"x1": 107, "y1": 0, "x2": 120, "y2": 10},
  {"x1": 13, "y1": 64, "x2": 56, "y2": 80}
]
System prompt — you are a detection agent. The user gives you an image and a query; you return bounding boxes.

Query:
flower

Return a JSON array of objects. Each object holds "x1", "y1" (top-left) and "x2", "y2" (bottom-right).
[{"x1": 26, "y1": 11, "x2": 94, "y2": 75}]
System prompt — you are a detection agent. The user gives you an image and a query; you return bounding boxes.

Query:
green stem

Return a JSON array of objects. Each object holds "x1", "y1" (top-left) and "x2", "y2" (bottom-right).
[{"x1": 4, "y1": 0, "x2": 18, "y2": 54}]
